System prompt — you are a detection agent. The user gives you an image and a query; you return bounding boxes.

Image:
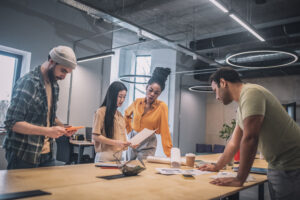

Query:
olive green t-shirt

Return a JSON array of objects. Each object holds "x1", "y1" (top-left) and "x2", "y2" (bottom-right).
[{"x1": 237, "y1": 84, "x2": 300, "y2": 170}]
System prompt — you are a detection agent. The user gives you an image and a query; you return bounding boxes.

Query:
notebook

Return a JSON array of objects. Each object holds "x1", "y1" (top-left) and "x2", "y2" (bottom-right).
[{"x1": 233, "y1": 167, "x2": 267, "y2": 174}]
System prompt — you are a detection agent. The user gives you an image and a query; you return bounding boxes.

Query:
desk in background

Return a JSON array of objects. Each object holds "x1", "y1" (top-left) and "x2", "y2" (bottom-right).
[
  {"x1": 0, "y1": 154, "x2": 268, "y2": 200},
  {"x1": 69, "y1": 139, "x2": 94, "y2": 164}
]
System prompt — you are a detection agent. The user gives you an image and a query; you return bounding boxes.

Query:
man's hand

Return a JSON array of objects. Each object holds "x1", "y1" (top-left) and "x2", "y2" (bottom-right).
[
  {"x1": 210, "y1": 177, "x2": 243, "y2": 187},
  {"x1": 64, "y1": 127, "x2": 77, "y2": 137},
  {"x1": 45, "y1": 126, "x2": 66, "y2": 138},
  {"x1": 198, "y1": 163, "x2": 219, "y2": 172}
]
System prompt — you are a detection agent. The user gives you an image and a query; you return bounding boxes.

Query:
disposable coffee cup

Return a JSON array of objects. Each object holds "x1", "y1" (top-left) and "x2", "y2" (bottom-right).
[{"x1": 185, "y1": 153, "x2": 196, "y2": 167}]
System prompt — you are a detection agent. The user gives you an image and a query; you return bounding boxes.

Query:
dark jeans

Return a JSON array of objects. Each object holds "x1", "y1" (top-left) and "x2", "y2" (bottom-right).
[
  {"x1": 5, "y1": 150, "x2": 55, "y2": 170},
  {"x1": 267, "y1": 168, "x2": 300, "y2": 200}
]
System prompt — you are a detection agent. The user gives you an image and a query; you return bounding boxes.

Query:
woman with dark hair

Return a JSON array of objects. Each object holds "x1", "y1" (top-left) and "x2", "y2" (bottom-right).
[
  {"x1": 92, "y1": 81, "x2": 131, "y2": 162},
  {"x1": 125, "y1": 67, "x2": 173, "y2": 160}
]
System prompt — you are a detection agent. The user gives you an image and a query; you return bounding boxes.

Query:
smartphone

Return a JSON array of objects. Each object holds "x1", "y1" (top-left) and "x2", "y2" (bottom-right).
[{"x1": 182, "y1": 174, "x2": 195, "y2": 180}]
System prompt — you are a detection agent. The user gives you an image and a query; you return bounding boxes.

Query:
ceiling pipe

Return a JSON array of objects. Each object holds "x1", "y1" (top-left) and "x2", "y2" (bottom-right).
[
  {"x1": 58, "y1": 0, "x2": 221, "y2": 67},
  {"x1": 255, "y1": 0, "x2": 266, "y2": 4}
]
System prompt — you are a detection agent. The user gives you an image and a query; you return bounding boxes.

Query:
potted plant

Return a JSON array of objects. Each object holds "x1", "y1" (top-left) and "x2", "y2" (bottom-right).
[
  {"x1": 219, "y1": 119, "x2": 239, "y2": 166},
  {"x1": 219, "y1": 119, "x2": 236, "y2": 142}
]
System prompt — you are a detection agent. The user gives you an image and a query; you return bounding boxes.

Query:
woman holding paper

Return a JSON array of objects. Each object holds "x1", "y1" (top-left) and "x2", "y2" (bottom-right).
[
  {"x1": 125, "y1": 67, "x2": 173, "y2": 160},
  {"x1": 92, "y1": 81, "x2": 131, "y2": 162}
]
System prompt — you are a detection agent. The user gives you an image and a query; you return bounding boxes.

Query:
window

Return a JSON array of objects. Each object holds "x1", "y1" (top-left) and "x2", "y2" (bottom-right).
[
  {"x1": 133, "y1": 56, "x2": 151, "y2": 100},
  {"x1": 282, "y1": 102, "x2": 296, "y2": 121},
  {"x1": 0, "y1": 50, "x2": 23, "y2": 127}
]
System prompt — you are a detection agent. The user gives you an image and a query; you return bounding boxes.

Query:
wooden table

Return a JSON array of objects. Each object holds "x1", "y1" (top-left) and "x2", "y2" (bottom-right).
[
  {"x1": 0, "y1": 154, "x2": 268, "y2": 200},
  {"x1": 69, "y1": 139, "x2": 94, "y2": 164}
]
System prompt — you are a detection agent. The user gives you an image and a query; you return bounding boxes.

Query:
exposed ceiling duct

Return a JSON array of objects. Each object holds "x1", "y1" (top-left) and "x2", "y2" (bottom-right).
[
  {"x1": 59, "y1": 0, "x2": 300, "y2": 82},
  {"x1": 58, "y1": 0, "x2": 221, "y2": 67},
  {"x1": 190, "y1": 20, "x2": 300, "y2": 51}
]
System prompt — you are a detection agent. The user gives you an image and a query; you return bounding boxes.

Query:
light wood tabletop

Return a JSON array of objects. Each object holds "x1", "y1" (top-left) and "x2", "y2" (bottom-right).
[{"x1": 0, "y1": 154, "x2": 268, "y2": 200}]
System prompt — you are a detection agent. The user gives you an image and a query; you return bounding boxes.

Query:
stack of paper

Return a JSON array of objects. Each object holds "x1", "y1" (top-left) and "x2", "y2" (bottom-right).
[
  {"x1": 156, "y1": 168, "x2": 212, "y2": 175},
  {"x1": 147, "y1": 156, "x2": 187, "y2": 165},
  {"x1": 129, "y1": 128, "x2": 156, "y2": 146}
]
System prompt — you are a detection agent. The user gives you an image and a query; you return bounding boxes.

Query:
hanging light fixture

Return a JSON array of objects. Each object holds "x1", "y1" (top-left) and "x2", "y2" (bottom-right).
[
  {"x1": 208, "y1": 0, "x2": 265, "y2": 42},
  {"x1": 119, "y1": 74, "x2": 151, "y2": 84},
  {"x1": 209, "y1": 0, "x2": 229, "y2": 13},
  {"x1": 188, "y1": 85, "x2": 213, "y2": 93},
  {"x1": 229, "y1": 13, "x2": 265, "y2": 42},
  {"x1": 226, "y1": 50, "x2": 298, "y2": 69}
]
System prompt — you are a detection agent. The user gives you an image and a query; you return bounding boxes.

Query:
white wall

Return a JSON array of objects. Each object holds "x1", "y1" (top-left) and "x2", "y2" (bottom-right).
[
  {"x1": 206, "y1": 94, "x2": 237, "y2": 145},
  {"x1": 175, "y1": 53, "x2": 208, "y2": 155},
  {"x1": 178, "y1": 89, "x2": 207, "y2": 154},
  {"x1": 68, "y1": 62, "x2": 102, "y2": 127}
]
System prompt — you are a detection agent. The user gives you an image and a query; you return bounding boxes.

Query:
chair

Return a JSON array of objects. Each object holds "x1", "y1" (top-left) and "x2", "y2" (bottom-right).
[
  {"x1": 85, "y1": 127, "x2": 92, "y2": 141},
  {"x1": 212, "y1": 144, "x2": 225, "y2": 153},
  {"x1": 56, "y1": 136, "x2": 74, "y2": 164},
  {"x1": 196, "y1": 144, "x2": 212, "y2": 153}
]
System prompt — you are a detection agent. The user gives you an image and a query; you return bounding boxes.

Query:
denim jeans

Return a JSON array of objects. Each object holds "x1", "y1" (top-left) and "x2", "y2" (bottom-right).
[
  {"x1": 6, "y1": 150, "x2": 55, "y2": 170},
  {"x1": 267, "y1": 168, "x2": 300, "y2": 200}
]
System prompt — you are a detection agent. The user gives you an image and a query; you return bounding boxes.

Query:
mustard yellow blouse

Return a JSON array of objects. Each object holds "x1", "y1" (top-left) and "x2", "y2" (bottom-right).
[
  {"x1": 124, "y1": 98, "x2": 173, "y2": 157},
  {"x1": 92, "y1": 107, "x2": 126, "y2": 153}
]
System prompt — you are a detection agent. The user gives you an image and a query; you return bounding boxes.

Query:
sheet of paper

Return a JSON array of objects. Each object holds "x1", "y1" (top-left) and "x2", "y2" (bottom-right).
[
  {"x1": 129, "y1": 128, "x2": 156, "y2": 146},
  {"x1": 156, "y1": 168, "x2": 182, "y2": 175},
  {"x1": 147, "y1": 156, "x2": 188, "y2": 165},
  {"x1": 156, "y1": 168, "x2": 212, "y2": 175},
  {"x1": 210, "y1": 172, "x2": 255, "y2": 182}
]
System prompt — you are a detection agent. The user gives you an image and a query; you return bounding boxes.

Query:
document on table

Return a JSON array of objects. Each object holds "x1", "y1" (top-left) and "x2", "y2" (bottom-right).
[
  {"x1": 129, "y1": 128, "x2": 156, "y2": 146},
  {"x1": 156, "y1": 168, "x2": 212, "y2": 175},
  {"x1": 210, "y1": 172, "x2": 256, "y2": 182}
]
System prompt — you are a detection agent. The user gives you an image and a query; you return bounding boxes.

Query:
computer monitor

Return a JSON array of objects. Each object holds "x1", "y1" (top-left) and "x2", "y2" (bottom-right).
[{"x1": 85, "y1": 127, "x2": 92, "y2": 141}]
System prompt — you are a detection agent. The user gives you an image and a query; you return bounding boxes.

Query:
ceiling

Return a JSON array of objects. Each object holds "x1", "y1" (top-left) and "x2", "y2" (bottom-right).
[{"x1": 61, "y1": 0, "x2": 300, "y2": 81}]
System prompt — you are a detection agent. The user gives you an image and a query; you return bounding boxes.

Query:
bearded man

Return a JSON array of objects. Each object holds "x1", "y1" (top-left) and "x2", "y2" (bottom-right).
[
  {"x1": 199, "y1": 67, "x2": 300, "y2": 200},
  {"x1": 4, "y1": 46, "x2": 77, "y2": 169}
]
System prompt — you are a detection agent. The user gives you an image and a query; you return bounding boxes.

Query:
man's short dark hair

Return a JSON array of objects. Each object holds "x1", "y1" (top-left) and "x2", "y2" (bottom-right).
[{"x1": 209, "y1": 67, "x2": 242, "y2": 87}]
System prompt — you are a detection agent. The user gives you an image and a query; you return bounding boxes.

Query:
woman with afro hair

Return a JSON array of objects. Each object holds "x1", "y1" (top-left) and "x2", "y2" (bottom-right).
[{"x1": 125, "y1": 67, "x2": 173, "y2": 160}]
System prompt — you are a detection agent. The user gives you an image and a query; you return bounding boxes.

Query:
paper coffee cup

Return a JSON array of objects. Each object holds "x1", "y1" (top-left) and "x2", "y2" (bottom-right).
[{"x1": 185, "y1": 153, "x2": 195, "y2": 167}]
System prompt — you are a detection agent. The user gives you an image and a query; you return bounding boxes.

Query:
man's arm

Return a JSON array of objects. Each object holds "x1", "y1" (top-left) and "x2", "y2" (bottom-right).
[
  {"x1": 236, "y1": 115, "x2": 263, "y2": 183},
  {"x1": 211, "y1": 115, "x2": 263, "y2": 187},
  {"x1": 198, "y1": 124, "x2": 242, "y2": 171},
  {"x1": 54, "y1": 118, "x2": 77, "y2": 137},
  {"x1": 12, "y1": 121, "x2": 66, "y2": 139}
]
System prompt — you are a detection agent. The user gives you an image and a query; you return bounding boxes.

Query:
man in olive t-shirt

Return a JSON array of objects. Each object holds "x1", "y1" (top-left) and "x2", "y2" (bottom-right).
[{"x1": 198, "y1": 67, "x2": 300, "y2": 200}]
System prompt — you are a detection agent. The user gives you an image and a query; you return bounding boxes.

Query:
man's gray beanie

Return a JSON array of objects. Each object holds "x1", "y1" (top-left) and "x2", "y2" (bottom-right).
[{"x1": 49, "y1": 46, "x2": 77, "y2": 69}]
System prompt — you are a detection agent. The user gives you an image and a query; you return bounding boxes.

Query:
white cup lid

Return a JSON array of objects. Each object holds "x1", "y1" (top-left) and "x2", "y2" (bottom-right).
[{"x1": 185, "y1": 153, "x2": 195, "y2": 157}]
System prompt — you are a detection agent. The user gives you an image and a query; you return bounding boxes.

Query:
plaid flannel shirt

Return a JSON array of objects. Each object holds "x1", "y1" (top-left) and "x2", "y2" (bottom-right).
[{"x1": 3, "y1": 66, "x2": 59, "y2": 164}]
